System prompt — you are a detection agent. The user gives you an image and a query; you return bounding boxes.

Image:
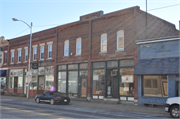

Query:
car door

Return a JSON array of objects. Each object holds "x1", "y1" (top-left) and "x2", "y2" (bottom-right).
[{"x1": 44, "y1": 92, "x2": 50, "y2": 102}]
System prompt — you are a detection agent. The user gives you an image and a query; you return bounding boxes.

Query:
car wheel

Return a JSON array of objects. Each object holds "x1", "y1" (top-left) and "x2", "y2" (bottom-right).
[
  {"x1": 50, "y1": 99, "x2": 55, "y2": 105},
  {"x1": 36, "y1": 98, "x2": 40, "y2": 103},
  {"x1": 170, "y1": 105, "x2": 179, "y2": 118}
]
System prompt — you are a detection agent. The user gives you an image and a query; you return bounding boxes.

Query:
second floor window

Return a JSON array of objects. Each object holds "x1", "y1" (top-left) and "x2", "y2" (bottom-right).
[
  {"x1": 18, "y1": 50, "x2": 21, "y2": 62},
  {"x1": 25, "y1": 49, "x2": 28, "y2": 61},
  {"x1": 0, "y1": 52, "x2": 2, "y2": 64},
  {"x1": 11, "y1": 51, "x2": 14, "y2": 63},
  {"x1": 117, "y1": 30, "x2": 124, "y2": 50},
  {"x1": 33, "y1": 47, "x2": 37, "y2": 60},
  {"x1": 76, "y1": 38, "x2": 81, "y2": 55},
  {"x1": 64, "y1": 40, "x2": 69, "y2": 56},
  {"x1": 48, "y1": 45, "x2": 52, "y2": 58},
  {"x1": 101, "y1": 33, "x2": 107, "y2": 52},
  {"x1": 40, "y1": 46, "x2": 44, "y2": 59},
  {"x1": 4, "y1": 52, "x2": 7, "y2": 64}
]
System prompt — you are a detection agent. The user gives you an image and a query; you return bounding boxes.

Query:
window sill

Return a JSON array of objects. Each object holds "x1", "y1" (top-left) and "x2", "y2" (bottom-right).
[
  {"x1": 4, "y1": 63, "x2": 7, "y2": 65},
  {"x1": 17, "y1": 62, "x2": 21, "y2": 64},
  {"x1": 10, "y1": 63, "x2": 14, "y2": 64},
  {"x1": 75, "y1": 54, "x2": 81, "y2": 56},
  {"x1": 33, "y1": 60, "x2": 37, "y2": 62},
  {"x1": 99, "y1": 51, "x2": 107, "y2": 54},
  {"x1": 46, "y1": 58, "x2": 52, "y2": 60},
  {"x1": 24, "y1": 61, "x2": 27, "y2": 63},
  {"x1": 39, "y1": 59, "x2": 44, "y2": 61},
  {"x1": 63, "y1": 56, "x2": 69, "y2": 58},
  {"x1": 115, "y1": 49, "x2": 124, "y2": 52}
]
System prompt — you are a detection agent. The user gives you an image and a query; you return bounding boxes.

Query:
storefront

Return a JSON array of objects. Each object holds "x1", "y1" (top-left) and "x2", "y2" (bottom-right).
[
  {"x1": 9, "y1": 69, "x2": 24, "y2": 94},
  {"x1": 57, "y1": 63, "x2": 88, "y2": 98},
  {"x1": 92, "y1": 59, "x2": 135, "y2": 101},
  {"x1": 0, "y1": 70, "x2": 7, "y2": 89},
  {"x1": 27, "y1": 66, "x2": 54, "y2": 97}
]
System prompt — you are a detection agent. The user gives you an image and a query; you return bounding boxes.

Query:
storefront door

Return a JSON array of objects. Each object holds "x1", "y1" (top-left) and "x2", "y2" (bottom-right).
[
  {"x1": 38, "y1": 76, "x2": 45, "y2": 94},
  {"x1": 107, "y1": 69, "x2": 118, "y2": 98},
  {"x1": 81, "y1": 78, "x2": 87, "y2": 97},
  {"x1": 14, "y1": 77, "x2": 18, "y2": 93}
]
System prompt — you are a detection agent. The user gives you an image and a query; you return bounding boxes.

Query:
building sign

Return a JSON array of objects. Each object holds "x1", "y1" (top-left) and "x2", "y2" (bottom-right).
[
  {"x1": 32, "y1": 63, "x2": 38, "y2": 69},
  {"x1": 10, "y1": 69, "x2": 23, "y2": 76},
  {"x1": 45, "y1": 66, "x2": 54, "y2": 74},
  {"x1": 122, "y1": 75, "x2": 133, "y2": 83}
]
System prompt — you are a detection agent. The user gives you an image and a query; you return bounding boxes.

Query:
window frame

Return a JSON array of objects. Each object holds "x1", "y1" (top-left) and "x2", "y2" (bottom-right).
[
  {"x1": 47, "y1": 42, "x2": 53, "y2": 59},
  {"x1": 0, "y1": 51, "x2": 3, "y2": 65},
  {"x1": 116, "y1": 30, "x2": 124, "y2": 51},
  {"x1": 11, "y1": 50, "x2": 15, "y2": 63},
  {"x1": 17, "y1": 48, "x2": 22, "y2": 63},
  {"x1": 100, "y1": 33, "x2": 107, "y2": 53},
  {"x1": 24, "y1": 47, "x2": 28, "y2": 62},
  {"x1": 4, "y1": 51, "x2": 7, "y2": 64},
  {"x1": 40, "y1": 45, "x2": 44, "y2": 60},
  {"x1": 64, "y1": 40, "x2": 69, "y2": 56},
  {"x1": 76, "y1": 38, "x2": 81, "y2": 55},
  {"x1": 33, "y1": 45, "x2": 37, "y2": 61}
]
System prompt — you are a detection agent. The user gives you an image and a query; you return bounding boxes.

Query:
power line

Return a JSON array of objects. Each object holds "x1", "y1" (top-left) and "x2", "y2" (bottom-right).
[
  {"x1": 33, "y1": 24, "x2": 59, "y2": 27},
  {"x1": 12, "y1": 28, "x2": 29, "y2": 38},
  {"x1": 148, "y1": 3, "x2": 180, "y2": 11}
]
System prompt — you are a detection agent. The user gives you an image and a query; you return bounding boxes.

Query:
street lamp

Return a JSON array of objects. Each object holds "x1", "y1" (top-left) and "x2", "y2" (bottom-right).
[{"x1": 12, "y1": 18, "x2": 32, "y2": 99}]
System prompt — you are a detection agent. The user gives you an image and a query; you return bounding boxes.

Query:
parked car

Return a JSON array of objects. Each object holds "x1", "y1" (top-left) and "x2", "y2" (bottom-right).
[
  {"x1": 165, "y1": 97, "x2": 180, "y2": 118},
  {"x1": 0, "y1": 88, "x2": 7, "y2": 95},
  {"x1": 35, "y1": 91, "x2": 70, "y2": 105}
]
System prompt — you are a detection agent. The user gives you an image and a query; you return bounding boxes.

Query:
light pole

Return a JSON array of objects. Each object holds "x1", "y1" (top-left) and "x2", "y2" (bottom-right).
[{"x1": 12, "y1": 18, "x2": 32, "y2": 99}]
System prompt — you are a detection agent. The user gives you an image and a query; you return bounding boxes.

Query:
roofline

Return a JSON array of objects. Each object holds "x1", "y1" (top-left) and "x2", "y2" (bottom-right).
[{"x1": 136, "y1": 36, "x2": 180, "y2": 44}]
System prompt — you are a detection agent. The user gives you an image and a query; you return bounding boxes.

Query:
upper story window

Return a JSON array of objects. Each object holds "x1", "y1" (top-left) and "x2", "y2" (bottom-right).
[
  {"x1": 76, "y1": 38, "x2": 81, "y2": 55},
  {"x1": 64, "y1": 40, "x2": 69, "y2": 56},
  {"x1": 100, "y1": 33, "x2": 107, "y2": 53},
  {"x1": 117, "y1": 30, "x2": 124, "y2": 51},
  {"x1": 0, "y1": 52, "x2": 3, "y2": 64},
  {"x1": 33, "y1": 45, "x2": 37, "y2": 61},
  {"x1": 24, "y1": 47, "x2": 28, "y2": 62},
  {"x1": 17, "y1": 48, "x2": 22, "y2": 62},
  {"x1": 47, "y1": 42, "x2": 53, "y2": 59},
  {"x1": 40, "y1": 43, "x2": 45, "y2": 60},
  {"x1": 4, "y1": 51, "x2": 7, "y2": 64},
  {"x1": 11, "y1": 49, "x2": 15, "y2": 63}
]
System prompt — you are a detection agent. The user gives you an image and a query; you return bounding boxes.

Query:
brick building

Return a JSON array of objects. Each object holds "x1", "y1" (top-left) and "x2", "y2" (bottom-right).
[{"x1": 2, "y1": 6, "x2": 179, "y2": 102}]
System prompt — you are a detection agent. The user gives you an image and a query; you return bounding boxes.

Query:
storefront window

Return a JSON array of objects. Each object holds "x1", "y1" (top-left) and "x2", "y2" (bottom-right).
[
  {"x1": 68, "y1": 71, "x2": 78, "y2": 93},
  {"x1": 0, "y1": 77, "x2": 6, "y2": 89},
  {"x1": 120, "y1": 60, "x2": 134, "y2": 67},
  {"x1": 18, "y1": 77, "x2": 23, "y2": 89},
  {"x1": 93, "y1": 62, "x2": 105, "y2": 68},
  {"x1": 107, "y1": 61, "x2": 118, "y2": 68},
  {"x1": 93, "y1": 69, "x2": 105, "y2": 95},
  {"x1": 80, "y1": 70, "x2": 88, "y2": 76},
  {"x1": 45, "y1": 74, "x2": 54, "y2": 90},
  {"x1": 58, "y1": 72, "x2": 66, "y2": 93},
  {"x1": 80, "y1": 63, "x2": 88, "y2": 69},
  {"x1": 9, "y1": 77, "x2": 14, "y2": 89},
  {"x1": 143, "y1": 75, "x2": 168, "y2": 97},
  {"x1": 68, "y1": 64, "x2": 78, "y2": 70},
  {"x1": 30, "y1": 76, "x2": 37, "y2": 90},
  {"x1": 58, "y1": 65, "x2": 66, "y2": 70},
  {"x1": 120, "y1": 68, "x2": 134, "y2": 96}
]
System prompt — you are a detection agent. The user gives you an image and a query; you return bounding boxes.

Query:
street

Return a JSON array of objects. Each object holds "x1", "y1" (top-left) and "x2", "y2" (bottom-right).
[{"x1": 0, "y1": 97, "x2": 172, "y2": 119}]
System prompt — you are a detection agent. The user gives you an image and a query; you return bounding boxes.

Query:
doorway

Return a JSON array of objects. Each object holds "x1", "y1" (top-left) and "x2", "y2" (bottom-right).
[
  {"x1": 106, "y1": 69, "x2": 118, "y2": 98},
  {"x1": 14, "y1": 77, "x2": 18, "y2": 93},
  {"x1": 80, "y1": 78, "x2": 87, "y2": 97},
  {"x1": 38, "y1": 76, "x2": 45, "y2": 94}
]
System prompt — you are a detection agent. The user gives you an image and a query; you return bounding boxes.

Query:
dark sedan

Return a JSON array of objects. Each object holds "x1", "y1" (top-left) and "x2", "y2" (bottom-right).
[{"x1": 35, "y1": 91, "x2": 70, "y2": 105}]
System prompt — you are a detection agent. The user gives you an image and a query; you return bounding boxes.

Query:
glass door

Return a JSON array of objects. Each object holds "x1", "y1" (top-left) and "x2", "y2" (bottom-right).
[
  {"x1": 38, "y1": 76, "x2": 45, "y2": 94},
  {"x1": 81, "y1": 78, "x2": 87, "y2": 97}
]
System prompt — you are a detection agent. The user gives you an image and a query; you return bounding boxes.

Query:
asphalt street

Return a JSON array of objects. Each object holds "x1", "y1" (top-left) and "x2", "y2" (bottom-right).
[{"x1": 0, "y1": 98, "x2": 172, "y2": 119}]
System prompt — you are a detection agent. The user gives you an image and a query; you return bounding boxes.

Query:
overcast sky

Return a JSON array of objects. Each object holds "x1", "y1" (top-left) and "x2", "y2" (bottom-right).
[{"x1": 1, "y1": 0, "x2": 180, "y2": 40}]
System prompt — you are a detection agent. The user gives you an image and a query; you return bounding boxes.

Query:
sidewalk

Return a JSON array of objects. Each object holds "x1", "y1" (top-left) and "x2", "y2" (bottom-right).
[{"x1": 0, "y1": 95, "x2": 168, "y2": 115}]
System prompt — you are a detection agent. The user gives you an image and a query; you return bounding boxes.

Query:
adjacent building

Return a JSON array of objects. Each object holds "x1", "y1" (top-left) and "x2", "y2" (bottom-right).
[
  {"x1": 1, "y1": 6, "x2": 179, "y2": 103},
  {"x1": 134, "y1": 36, "x2": 180, "y2": 105}
]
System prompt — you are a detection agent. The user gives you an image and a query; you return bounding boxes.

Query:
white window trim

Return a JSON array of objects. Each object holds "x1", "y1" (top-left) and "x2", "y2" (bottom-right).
[
  {"x1": 116, "y1": 30, "x2": 124, "y2": 52},
  {"x1": 47, "y1": 41, "x2": 53, "y2": 45},
  {"x1": 24, "y1": 48, "x2": 28, "y2": 63},
  {"x1": 64, "y1": 40, "x2": 69, "y2": 57},
  {"x1": 39, "y1": 43, "x2": 45, "y2": 46},
  {"x1": 47, "y1": 44, "x2": 53, "y2": 59},
  {"x1": 11, "y1": 50, "x2": 15, "y2": 64},
  {"x1": 76, "y1": 38, "x2": 81, "y2": 56},
  {"x1": 17, "y1": 50, "x2": 21, "y2": 63},
  {"x1": 4, "y1": 51, "x2": 7, "y2": 65},
  {"x1": 100, "y1": 33, "x2": 107, "y2": 53},
  {"x1": 40, "y1": 45, "x2": 44, "y2": 60},
  {"x1": 33, "y1": 47, "x2": 37, "y2": 61},
  {"x1": 0, "y1": 51, "x2": 3, "y2": 65}
]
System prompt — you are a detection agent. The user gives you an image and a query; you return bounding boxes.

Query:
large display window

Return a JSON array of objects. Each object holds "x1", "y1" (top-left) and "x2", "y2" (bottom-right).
[
  {"x1": 58, "y1": 71, "x2": 66, "y2": 93},
  {"x1": 143, "y1": 75, "x2": 168, "y2": 97},
  {"x1": 9, "y1": 77, "x2": 14, "y2": 89},
  {"x1": 30, "y1": 76, "x2": 37, "y2": 90},
  {"x1": 45, "y1": 74, "x2": 54, "y2": 90},
  {"x1": 68, "y1": 71, "x2": 78, "y2": 93}
]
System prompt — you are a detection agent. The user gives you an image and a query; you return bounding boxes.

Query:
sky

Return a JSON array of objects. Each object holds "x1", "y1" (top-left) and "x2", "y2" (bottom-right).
[{"x1": 0, "y1": 0, "x2": 180, "y2": 40}]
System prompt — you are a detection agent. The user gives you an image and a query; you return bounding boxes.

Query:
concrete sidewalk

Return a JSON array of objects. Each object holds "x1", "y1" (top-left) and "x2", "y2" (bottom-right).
[{"x1": 0, "y1": 95, "x2": 168, "y2": 115}]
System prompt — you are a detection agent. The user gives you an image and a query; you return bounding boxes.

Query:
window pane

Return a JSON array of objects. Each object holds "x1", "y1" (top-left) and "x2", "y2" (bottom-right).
[
  {"x1": 107, "y1": 61, "x2": 118, "y2": 68},
  {"x1": 120, "y1": 60, "x2": 134, "y2": 67},
  {"x1": 0, "y1": 53, "x2": 2, "y2": 57},
  {"x1": 41, "y1": 46, "x2": 44, "y2": 53},
  {"x1": 93, "y1": 62, "x2": 105, "y2": 68},
  {"x1": 80, "y1": 70, "x2": 88, "y2": 76},
  {"x1": 120, "y1": 68, "x2": 134, "y2": 75},
  {"x1": 68, "y1": 71, "x2": 78, "y2": 93},
  {"x1": 49, "y1": 52, "x2": 52, "y2": 58},
  {"x1": 80, "y1": 63, "x2": 88, "y2": 69},
  {"x1": 68, "y1": 64, "x2": 78, "y2": 69},
  {"x1": 30, "y1": 76, "x2": 37, "y2": 90},
  {"x1": 102, "y1": 45, "x2": 107, "y2": 51},
  {"x1": 49, "y1": 45, "x2": 52, "y2": 52},
  {"x1": 41, "y1": 53, "x2": 44, "y2": 59},
  {"x1": 65, "y1": 50, "x2": 69, "y2": 56},
  {"x1": 143, "y1": 75, "x2": 168, "y2": 97},
  {"x1": 93, "y1": 69, "x2": 105, "y2": 94},
  {"x1": 58, "y1": 72, "x2": 66, "y2": 93},
  {"x1": 45, "y1": 74, "x2": 54, "y2": 90},
  {"x1": 9, "y1": 77, "x2": 14, "y2": 89},
  {"x1": 118, "y1": 37, "x2": 124, "y2": 49},
  {"x1": 58, "y1": 65, "x2": 66, "y2": 70},
  {"x1": 18, "y1": 77, "x2": 23, "y2": 89}
]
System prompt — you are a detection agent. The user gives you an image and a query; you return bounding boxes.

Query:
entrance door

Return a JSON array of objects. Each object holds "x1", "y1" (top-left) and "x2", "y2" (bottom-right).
[
  {"x1": 81, "y1": 78, "x2": 87, "y2": 97},
  {"x1": 38, "y1": 76, "x2": 45, "y2": 94},
  {"x1": 14, "y1": 77, "x2": 18, "y2": 93}
]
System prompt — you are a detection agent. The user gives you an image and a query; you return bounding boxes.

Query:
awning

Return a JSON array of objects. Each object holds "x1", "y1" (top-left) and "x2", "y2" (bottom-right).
[
  {"x1": 134, "y1": 57, "x2": 179, "y2": 75},
  {"x1": 0, "y1": 70, "x2": 6, "y2": 77}
]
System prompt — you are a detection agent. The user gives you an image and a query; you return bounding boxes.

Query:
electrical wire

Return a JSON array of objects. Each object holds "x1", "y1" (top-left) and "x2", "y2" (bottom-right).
[
  {"x1": 148, "y1": 3, "x2": 180, "y2": 11},
  {"x1": 12, "y1": 28, "x2": 29, "y2": 38}
]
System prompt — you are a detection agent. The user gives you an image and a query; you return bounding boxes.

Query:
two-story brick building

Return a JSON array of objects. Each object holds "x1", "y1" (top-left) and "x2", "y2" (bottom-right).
[{"x1": 3, "y1": 6, "x2": 179, "y2": 102}]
